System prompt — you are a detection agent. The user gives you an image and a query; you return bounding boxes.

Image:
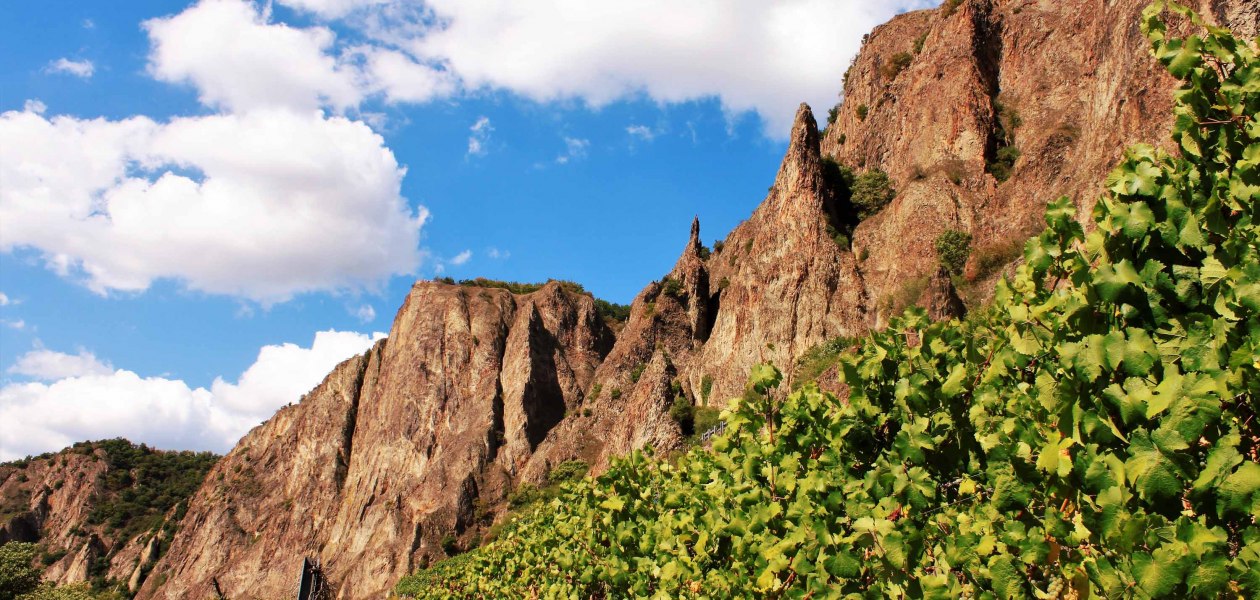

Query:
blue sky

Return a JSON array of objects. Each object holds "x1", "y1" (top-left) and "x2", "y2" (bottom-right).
[{"x1": 0, "y1": 0, "x2": 931, "y2": 460}]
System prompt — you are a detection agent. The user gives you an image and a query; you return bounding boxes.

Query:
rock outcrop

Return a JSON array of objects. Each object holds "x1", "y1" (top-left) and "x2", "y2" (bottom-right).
[
  {"x1": 821, "y1": 0, "x2": 1255, "y2": 317},
  {"x1": 133, "y1": 1, "x2": 1257, "y2": 598},
  {"x1": 141, "y1": 282, "x2": 614, "y2": 600}
]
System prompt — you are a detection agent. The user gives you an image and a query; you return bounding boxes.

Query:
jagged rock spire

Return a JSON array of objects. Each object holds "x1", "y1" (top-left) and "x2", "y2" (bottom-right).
[
  {"x1": 689, "y1": 216, "x2": 701, "y2": 249},
  {"x1": 759, "y1": 103, "x2": 827, "y2": 221}
]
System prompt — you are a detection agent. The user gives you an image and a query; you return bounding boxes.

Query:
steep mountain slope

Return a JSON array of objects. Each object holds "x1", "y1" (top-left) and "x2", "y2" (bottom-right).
[
  {"x1": 0, "y1": 440, "x2": 216, "y2": 594},
  {"x1": 137, "y1": 0, "x2": 1256, "y2": 598}
]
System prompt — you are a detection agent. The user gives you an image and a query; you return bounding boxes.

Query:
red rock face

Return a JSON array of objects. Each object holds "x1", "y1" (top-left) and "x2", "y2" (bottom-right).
[
  {"x1": 140, "y1": 283, "x2": 613, "y2": 600},
  {"x1": 139, "y1": 1, "x2": 1258, "y2": 598}
]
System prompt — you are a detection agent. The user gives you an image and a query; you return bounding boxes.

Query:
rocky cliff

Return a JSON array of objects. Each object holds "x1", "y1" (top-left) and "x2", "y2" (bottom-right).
[
  {"x1": 137, "y1": 1, "x2": 1257, "y2": 598},
  {"x1": 140, "y1": 283, "x2": 613, "y2": 599}
]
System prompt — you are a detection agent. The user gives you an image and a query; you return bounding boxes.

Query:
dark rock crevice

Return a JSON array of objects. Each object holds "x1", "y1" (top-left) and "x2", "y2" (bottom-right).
[
  {"x1": 334, "y1": 341, "x2": 383, "y2": 491},
  {"x1": 520, "y1": 309, "x2": 567, "y2": 450},
  {"x1": 968, "y1": 0, "x2": 1008, "y2": 171}
]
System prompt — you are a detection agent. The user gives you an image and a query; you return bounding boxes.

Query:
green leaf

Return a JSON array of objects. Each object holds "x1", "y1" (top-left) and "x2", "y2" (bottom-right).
[
  {"x1": 1127, "y1": 432, "x2": 1182, "y2": 502},
  {"x1": 988, "y1": 555, "x2": 1023, "y2": 599},
  {"x1": 599, "y1": 497, "x2": 625, "y2": 511},
  {"x1": 1134, "y1": 547, "x2": 1188, "y2": 596},
  {"x1": 1218, "y1": 462, "x2": 1260, "y2": 518},
  {"x1": 1036, "y1": 435, "x2": 1074, "y2": 478},
  {"x1": 941, "y1": 363, "x2": 967, "y2": 397},
  {"x1": 1163, "y1": 35, "x2": 1204, "y2": 78},
  {"x1": 1094, "y1": 260, "x2": 1143, "y2": 302},
  {"x1": 749, "y1": 363, "x2": 783, "y2": 393},
  {"x1": 1192, "y1": 432, "x2": 1243, "y2": 492}
]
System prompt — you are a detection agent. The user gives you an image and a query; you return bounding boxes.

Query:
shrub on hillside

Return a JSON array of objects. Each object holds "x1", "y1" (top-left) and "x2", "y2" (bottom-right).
[
  {"x1": 880, "y1": 51, "x2": 913, "y2": 80},
  {"x1": 934, "y1": 228, "x2": 973, "y2": 275},
  {"x1": 0, "y1": 542, "x2": 40, "y2": 599},
  {"x1": 850, "y1": 168, "x2": 896, "y2": 219},
  {"x1": 987, "y1": 145, "x2": 1022, "y2": 182}
]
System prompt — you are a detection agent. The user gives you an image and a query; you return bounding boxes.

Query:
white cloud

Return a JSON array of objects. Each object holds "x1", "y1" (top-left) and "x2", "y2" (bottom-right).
[
  {"x1": 145, "y1": 1, "x2": 451, "y2": 113},
  {"x1": 0, "y1": 330, "x2": 384, "y2": 460},
  {"x1": 144, "y1": 0, "x2": 361, "y2": 113},
  {"x1": 2, "y1": 320, "x2": 26, "y2": 331},
  {"x1": 242, "y1": 0, "x2": 936, "y2": 136},
  {"x1": 556, "y1": 137, "x2": 589, "y2": 165},
  {"x1": 278, "y1": 0, "x2": 389, "y2": 19},
  {"x1": 352, "y1": 303, "x2": 376, "y2": 322},
  {"x1": 449, "y1": 249, "x2": 472, "y2": 265},
  {"x1": 626, "y1": 124, "x2": 656, "y2": 142},
  {"x1": 354, "y1": 46, "x2": 454, "y2": 104},
  {"x1": 0, "y1": 292, "x2": 11, "y2": 306},
  {"x1": 466, "y1": 116, "x2": 492, "y2": 157},
  {"x1": 22, "y1": 100, "x2": 46, "y2": 115},
  {"x1": 0, "y1": 107, "x2": 426, "y2": 303},
  {"x1": 82, "y1": 19, "x2": 95, "y2": 29},
  {"x1": 1, "y1": 373, "x2": 221, "y2": 460},
  {"x1": 9, "y1": 348, "x2": 113, "y2": 381},
  {"x1": 208, "y1": 330, "x2": 384, "y2": 425},
  {"x1": 2, "y1": 1, "x2": 435, "y2": 304},
  {"x1": 386, "y1": 0, "x2": 935, "y2": 134},
  {"x1": 46, "y1": 58, "x2": 95, "y2": 78},
  {"x1": 486, "y1": 247, "x2": 510, "y2": 260}
]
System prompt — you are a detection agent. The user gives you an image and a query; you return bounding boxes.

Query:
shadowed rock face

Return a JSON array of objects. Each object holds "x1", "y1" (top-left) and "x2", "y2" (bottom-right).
[{"x1": 138, "y1": 1, "x2": 1257, "y2": 598}]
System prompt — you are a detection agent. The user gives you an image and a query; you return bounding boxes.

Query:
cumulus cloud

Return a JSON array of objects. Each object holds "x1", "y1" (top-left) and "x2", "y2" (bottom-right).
[
  {"x1": 0, "y1": 292, "x2": 11, "y2": 306},
  {"x1": 9, "y1": 348, "x2": 113, "y2": 381},
  {"x1": 249, "y1": 0, "x2": 936, "y2": 135},
  {"x1": 144, "y1": 0, "x2": 361, "y2": 113},
  {"x1": 466, "y1": 116, "x2": 492, "y2": 157},
  {"x1": 47, "y1": 58, "x2": 95, "y2": 78},
  {"x1": 0, "y1": 107, "x2": 426, "y2": 302},
  {"x1": 1, "y1": 1, "x2": 434, "y2": 303},
  {"x1": 384, "y1": 0, "x2": 936, "y2": 134},
  {"x1": 0, "y1": 330, "x2": 384, "y2": 460},
  {"x1": 145, "y1": 1, "x2": 450, "y2": 112},
  {"x1": 449, "y1": 249, "x2": 472, "y2": 265}
]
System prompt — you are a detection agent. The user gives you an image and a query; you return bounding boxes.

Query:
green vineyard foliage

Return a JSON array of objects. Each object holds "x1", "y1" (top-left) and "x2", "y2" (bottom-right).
[{"x1": 396, "y1": 4, "x2": 1259, "y2": 597}]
